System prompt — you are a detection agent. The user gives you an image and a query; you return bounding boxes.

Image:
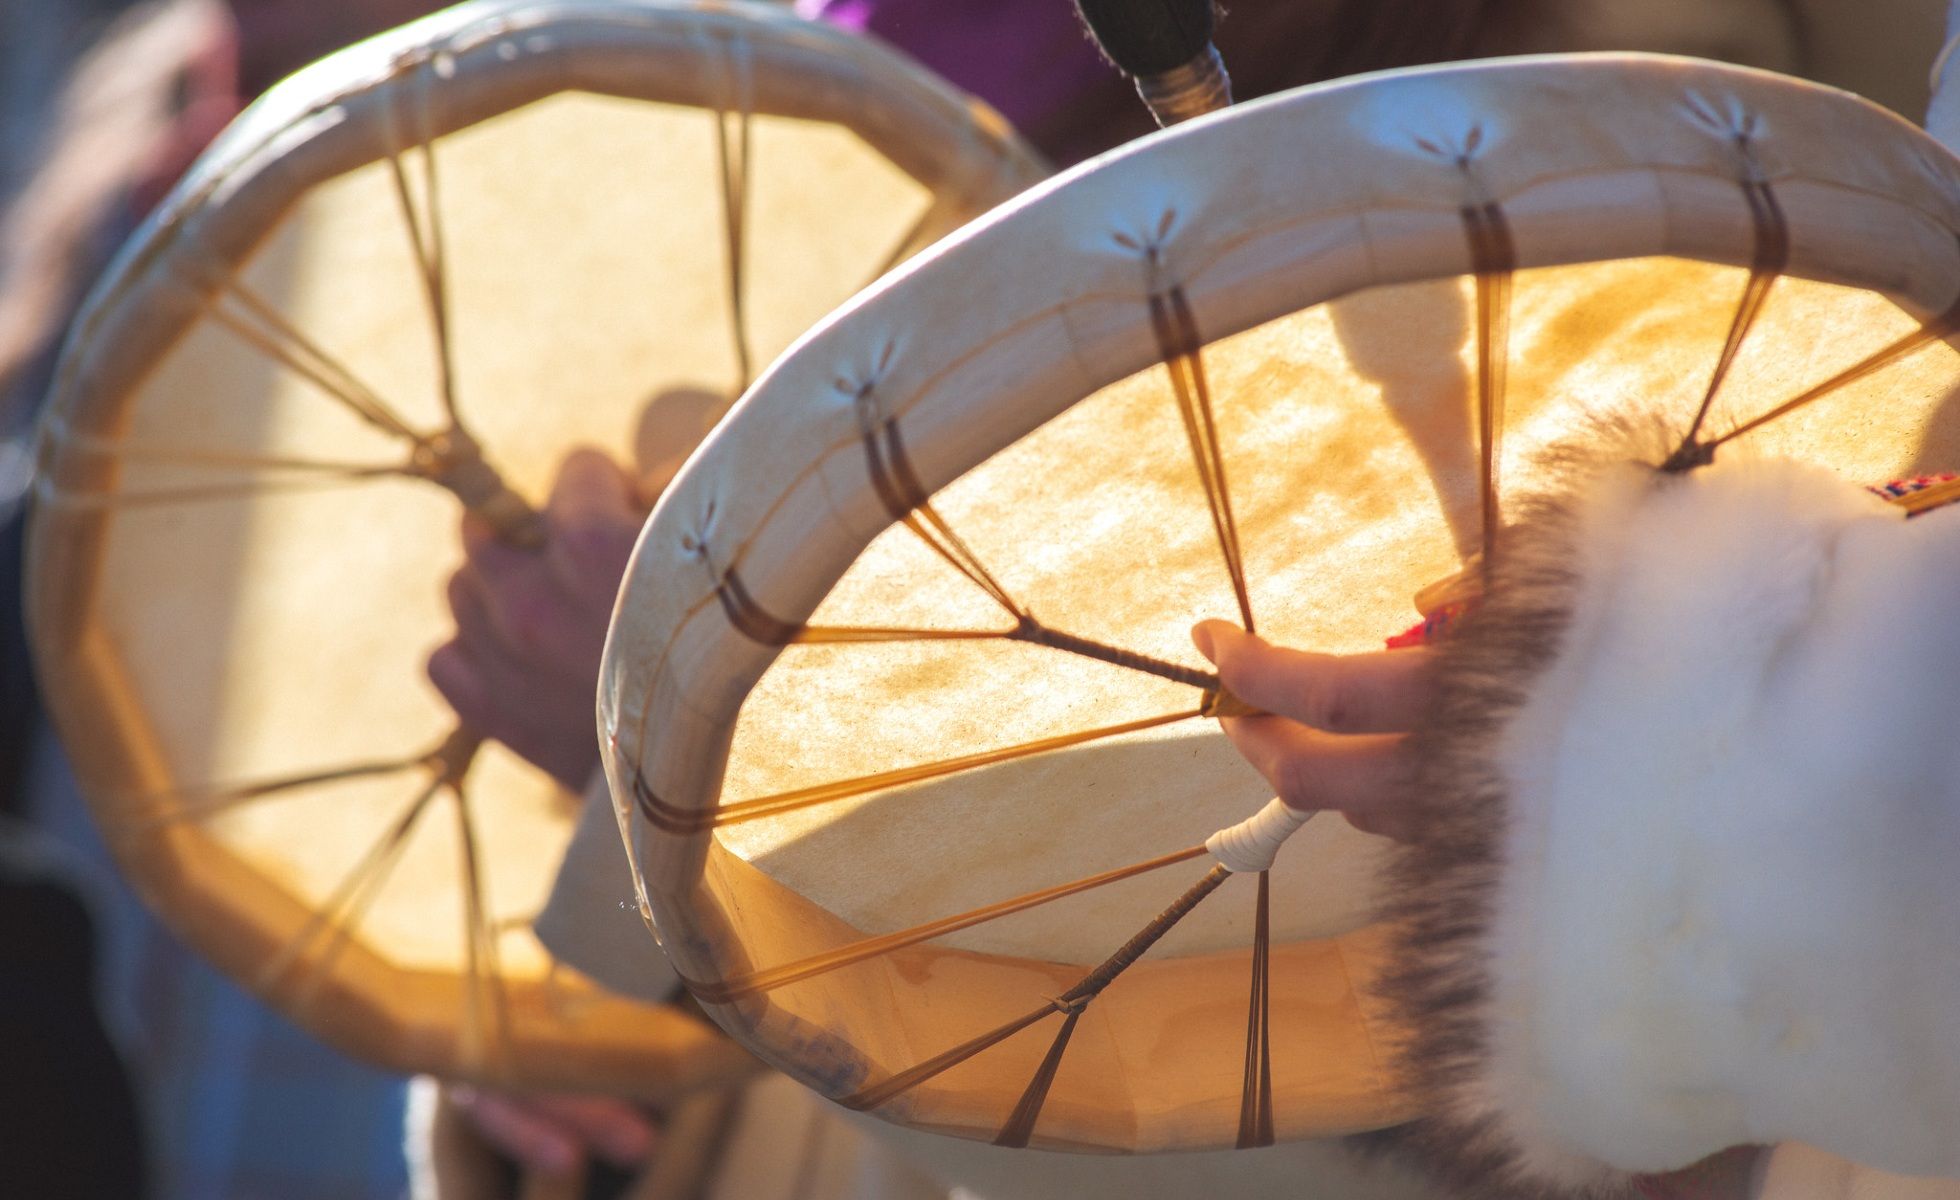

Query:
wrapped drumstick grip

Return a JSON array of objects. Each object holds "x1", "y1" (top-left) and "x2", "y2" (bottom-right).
[{"x1": 1073, "y1": 0, "x2": 1233, "y2": 125}]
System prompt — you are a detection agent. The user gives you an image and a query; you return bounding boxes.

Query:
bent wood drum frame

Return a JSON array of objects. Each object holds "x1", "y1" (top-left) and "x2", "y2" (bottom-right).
[
  {"x1": 29, "y1": 0, "x2": 1042, "y2": 1096},
  {"x1": 603, "y1": 54, "x2": 1960, "y2": 1149}
]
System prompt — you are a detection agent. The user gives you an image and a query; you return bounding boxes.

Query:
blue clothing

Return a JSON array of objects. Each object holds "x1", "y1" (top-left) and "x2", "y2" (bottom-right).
[
  {"x1": 2, "y1": 15, "x2": 414, "y2": 1185},
  {"x1": 25, "y1": 733, "x2": 412, "y2": 1199}
]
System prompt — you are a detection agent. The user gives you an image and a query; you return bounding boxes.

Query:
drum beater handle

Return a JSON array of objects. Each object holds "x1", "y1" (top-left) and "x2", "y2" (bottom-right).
[
  {"x1": 1073, "y1": 0, "x2": 1233, "y2": 126},
  {"x1": 411, "y1": 428, "x2": 549, "y2": 550}
]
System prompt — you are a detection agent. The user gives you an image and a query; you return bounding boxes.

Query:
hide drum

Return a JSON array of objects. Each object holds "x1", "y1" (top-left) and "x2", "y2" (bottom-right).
[
  {"x1": 601, "y1": 55, "x2": 1960, "y2": 1149},
  {"x1": 27, "y1": 0, "x2": 1042, "y2": 1096}
]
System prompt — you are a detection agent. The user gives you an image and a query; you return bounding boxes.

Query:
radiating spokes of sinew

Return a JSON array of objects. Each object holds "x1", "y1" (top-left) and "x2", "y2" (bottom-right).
[
  {"x1": 50, "y1": 46, "x2": 1022, "y2": 1084},
  {"x1": 662, "y1": 163, "x2": 1960, "y2": 1149},
  {"x1": 127, "y1": 728, "x2": 515, "y2": 1071},
  {"x1": 706, "y1": 29, "x2": 758, "y2": 396},
  {"x1": 51, "y1": 49, "x2": 642, "y2": 521},
  {"x1": 653, "y1": 271, "x2": 1293, "y2": 1145},
  {"x1": 45, "y1": 57, "x2": 546, "y2": 1067},
  {"x1": 34, "y1": 55, "x2": 499, "y2": 520}
]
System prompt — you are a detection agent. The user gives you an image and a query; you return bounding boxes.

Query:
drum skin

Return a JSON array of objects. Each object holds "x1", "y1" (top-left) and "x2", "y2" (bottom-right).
[
  {"x1": 27, "y1": 0, "x2": 1043, "y2": 1096},
  {"x1": 601, "y1": 54, "x2": 1960, "y2": 1149}
]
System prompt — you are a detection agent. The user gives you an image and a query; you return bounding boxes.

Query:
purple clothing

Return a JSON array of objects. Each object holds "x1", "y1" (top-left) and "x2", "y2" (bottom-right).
[{"x1": 798, "y1": 0, "x2": 1110, "y2": 140}]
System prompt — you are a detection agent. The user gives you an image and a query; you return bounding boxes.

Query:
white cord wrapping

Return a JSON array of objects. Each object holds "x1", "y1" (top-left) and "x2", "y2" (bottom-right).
[{"x1": 1205, "y1": 797, "x2": 1313, "y2": 873}]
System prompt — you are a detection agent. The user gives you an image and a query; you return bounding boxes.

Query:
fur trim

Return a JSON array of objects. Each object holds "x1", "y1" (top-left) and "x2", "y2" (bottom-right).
[
  {"x1": 1365, "y1": 425, "x2": 1639, "y2": 1200},
  {"x1": 1367, "y1": 425, "x2": 1960, "y2": 1196}
]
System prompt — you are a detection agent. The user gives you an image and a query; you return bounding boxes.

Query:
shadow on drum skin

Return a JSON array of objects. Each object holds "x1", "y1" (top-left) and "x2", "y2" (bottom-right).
[
  {"x1": 87, "y1": 230, "x2": 300, "y2": 794},
  {"x1": 734, "y1": 728, "x2": 1392, "y2": 965},
  {"x1": 633, "y1": 385, "x2": 730, "y2": 498},
  {"x1": 1329, "y1": 278, "x2": 1480, "y2": 563}
]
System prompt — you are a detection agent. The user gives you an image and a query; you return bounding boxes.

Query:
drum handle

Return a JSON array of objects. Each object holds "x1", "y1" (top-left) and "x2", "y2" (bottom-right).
[
  {"x1": 413, "y1": 428, "x2": 549, "y2": 550},
  {"x1": 1073, "y1": 0, "x2": 1232, "y2": 126}
]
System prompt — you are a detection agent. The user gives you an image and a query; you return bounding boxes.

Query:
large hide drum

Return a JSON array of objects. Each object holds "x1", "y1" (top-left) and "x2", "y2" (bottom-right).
[
  {"x1": 27, "y1": 0, "x2": 1042, "y2": 1096},
  {"x1": 600, "y1": 55, "x2": 1960, "y2": 1149}
]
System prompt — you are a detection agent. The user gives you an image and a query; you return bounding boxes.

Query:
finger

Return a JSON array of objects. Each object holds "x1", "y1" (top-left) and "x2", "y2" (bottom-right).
[
  {"x1": 427, "y1": 639, "x2": 537, "y2": 733},
  {"x1": 1194, "y1": 620, "x2": 1433, "y2": 734},
  {"x1": 428, "y1": 638, "x2": 598, "y2": 781},
  {"x1": 1218, "y1": 716, "x2": 1417, "y2": 840},
  {"x1": 426, "y1": 641, "x2": 491, "y2": 728},
  {"x1": 550, "y1": 447, "x2": 636, "y2": 516},
  {"x1": 447, "y1": 571, "x2": 592, "y2": 691},
  {"x1": 428, "y1": 637, "x2": 565, "y2": 730},
  {"x1": 453, "y1": 553, "x2": 594, "y2": 672},
  {"x1": 1220, "y1": 717, "x2": 1406, "y2": 811},
  {"x1": 461, "y1": 508, "x2": 540, "y2": 579},
  {"x1": 521, "y1": 1094, "x2": 659, "y2": 1167},
  {"x1": 548, "y1": 448, "x2": 642, "y2": 602},
  {"x1": 446, "y1": 568, "x2": 498, "y2": 651},
  {"x1": 452, "y1": 1088, "x2": 582, "y2": 1175}
]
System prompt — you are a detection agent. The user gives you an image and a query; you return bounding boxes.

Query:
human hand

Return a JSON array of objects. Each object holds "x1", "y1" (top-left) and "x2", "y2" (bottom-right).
[
  {"x1": 428, "y1": 448, "x2": 645, "y2": 791},
  {"x1": 446, "y1": 1083, "x2": 660, "y2": 1176},
  {"x1": 1633, "y1": 1145, "x2": 1766, "y2": 1200},
  {"x1": 1192, "y1": 620, "x2": 1435, "y2": 842}
]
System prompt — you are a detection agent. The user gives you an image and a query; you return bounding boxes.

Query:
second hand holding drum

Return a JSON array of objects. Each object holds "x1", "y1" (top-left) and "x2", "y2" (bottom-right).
[{"x1": 28, "y1": 0, "x2": 1042, "y2": 1102}]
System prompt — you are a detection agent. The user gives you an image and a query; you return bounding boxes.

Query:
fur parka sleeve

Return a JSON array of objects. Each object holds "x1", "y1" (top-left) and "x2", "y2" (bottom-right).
[{"x1": 1372, "y1": 449, "x2": 1960, "y2": 1198}]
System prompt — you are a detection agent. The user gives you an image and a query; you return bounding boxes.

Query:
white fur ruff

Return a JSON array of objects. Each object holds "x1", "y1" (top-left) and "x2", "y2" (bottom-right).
[{"x1": 1474, "y1": 458, "x2": 1960, "y2": 1185}]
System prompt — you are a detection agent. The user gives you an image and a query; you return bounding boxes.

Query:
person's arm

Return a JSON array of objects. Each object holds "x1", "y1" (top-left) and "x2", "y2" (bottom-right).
[
  {"x1": 423, "y1": 448, "x2": 667, "y2": 1179},
  {"x1": 1204, "y1": 452, "x2": 1960, "y2": 1198}
]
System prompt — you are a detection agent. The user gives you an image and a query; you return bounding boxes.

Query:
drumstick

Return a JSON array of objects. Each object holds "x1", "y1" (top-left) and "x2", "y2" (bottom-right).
[
  {"x1": 1073, "y1": 0, "x2": 1232, "y2": 125},
  {"x1": 417, "y1": 428, "x2": 550, "y2": 550}
]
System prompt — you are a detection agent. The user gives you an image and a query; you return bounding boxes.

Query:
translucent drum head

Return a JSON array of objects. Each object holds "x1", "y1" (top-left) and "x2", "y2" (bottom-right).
[
  {"x1": 602, "y1": 55, "x2": 1960, "y2": 1146},
  {"x1": 28, "y1": 0, "x2": 1043, "y2": 1095}
]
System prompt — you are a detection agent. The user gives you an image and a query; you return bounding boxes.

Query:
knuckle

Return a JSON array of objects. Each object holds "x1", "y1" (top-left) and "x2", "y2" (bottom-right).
[
  {"x1": 556, "y1": 445, "x2": 612, "y2": 483},
  {"x1": 426, "y1": 642, "x2": 461, "y2": 687},
  {"x1": 445, "y1": 568, "x2": 473, "y2": 612},
  {"x1": 425, "y1": 646, "x2": 482, "y2": 717},
  {"x1": 554, "y1": 519, "x2": 634, "y2": 586},
  {"x1": 499, "y1": 586, "x2": 559, "y2": 658},
  {"x1": 459, "y1": 514, "x2": 494, "y2": 555},
  {"x1": 1294, "y1": 656, "x2": 1355, "y2": 732}
]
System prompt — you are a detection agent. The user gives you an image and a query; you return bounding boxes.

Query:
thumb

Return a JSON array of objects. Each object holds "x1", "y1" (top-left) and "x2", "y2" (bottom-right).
[
  {"x1": 551, "y1": 447, "x2": 637, "y2": 517},
  {"x1": 546, "y1": 448, "x2": 642, "y2": 595},
  {"x1": 1191, "y1": 618, "x2": 1251, "y2": 673}
]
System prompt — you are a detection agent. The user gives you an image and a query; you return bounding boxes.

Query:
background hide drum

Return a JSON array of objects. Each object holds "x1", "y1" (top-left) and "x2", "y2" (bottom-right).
[
  {"x1": 601, "y1": 55, "x2": 1960, "y2": 1148},
  {"x1": 27, "y1": 0, "x2": 1043, "y2": 1096}
]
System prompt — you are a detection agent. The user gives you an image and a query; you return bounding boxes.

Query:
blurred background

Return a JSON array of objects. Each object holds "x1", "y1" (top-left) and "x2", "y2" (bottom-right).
[{"x1": 3, "y1": 8, "x2": 452, "y2": 1198}]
